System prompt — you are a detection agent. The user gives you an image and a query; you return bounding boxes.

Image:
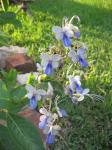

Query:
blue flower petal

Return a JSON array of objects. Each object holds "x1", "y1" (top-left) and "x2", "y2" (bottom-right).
[
  {"x1": 74, "y1": 31, "x2": 80, "y2": 39},
  {"x1": 39, "y1": 117, "x2": 47, "y2": 129},
  {"x1": 78, "y1": 56, "x2": 88, "y2": 67},
  {"x1": 46, "y1": 133, "x2": 55, "y2": 144},
  {"x1": 62, "y1": 34, "x2": 71, "y2": 47},
  {"x1": 30, "y1": 96, "x2": 37, "y2": 109},
  {"x1": 45, "y1": 62, "x2": 53, "y2": 75},
  {"x1": 75, "y1": 83, "x2": 83, "y2": 94},
  {"x1": 59, "y1": 109, "x2": 68, "y2": 117},
  {"x1": 69, "y1": 88, "x2": 74, "y2": 96}
]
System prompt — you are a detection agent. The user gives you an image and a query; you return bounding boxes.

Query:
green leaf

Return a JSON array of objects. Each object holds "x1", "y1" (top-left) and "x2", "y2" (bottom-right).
[
  {"x1": 0, "y1": 76, "x2": 27, "y2": 113},
  {"x1": 27, "y1": 73, "x2": 36, "y2": 85},
  {"x1": 6, "y1": 69, "x2": 17, "y2": 85},
  {"x1": 0, "y1": 98, "x2": 27, "y2": 113},
  {"x1": 1, "y1": 0, "x2": 9, "y2": 11},
  {"x1": 0, "y1": 125, "x2": 22, "y2": 150},
  {"x1": 11, "y1": 85, "x2": 27, "y2": 102},
  {"x1": 0, "y1": 11, "x2": 22, "y2": 27},
  {"x1": 0, "y1": 79, "x2": 10, "y2": 100},
  {"x1": 0, "y1": 31, "x2": 9, "y2": 45},
  {"x1": 1, "y1": 69, "x2": 17, "y2": 89},
  {"x1": 0, "y1": 112, "x2": 7, "y2": 120},
  {"x1": 7, "y1": 113, "x2": 45, "y2": 150},
  {"x1": 46, "y1": 79, "x2": 64, "y2": 96}
]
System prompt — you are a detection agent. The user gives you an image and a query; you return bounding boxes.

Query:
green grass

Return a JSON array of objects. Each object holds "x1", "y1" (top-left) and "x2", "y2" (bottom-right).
[{"x1": 1, "y1": 0, "x2": 112, "y2": 149}]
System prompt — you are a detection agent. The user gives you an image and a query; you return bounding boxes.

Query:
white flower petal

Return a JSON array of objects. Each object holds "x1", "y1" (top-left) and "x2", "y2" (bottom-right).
[
  {"x1": 37, "y1": 89, "x2": 46, "y2": 96},
  {"x1": 40, "y1": 53, "x2": 51, "y2": 67},
  {"x1": 55, "y1": 32, "x2": 63, "y2": 40},
  {"x1": 68, "y1": 75, "x2": 76, "y2": 90},
  {"x1": 52, "y1": 125, "x2": 61, "y2": 135},
  {"x1": 36, "y1": 94, "x2": 41, "y2": 101},
  {"x1": 63, "y1": 26, "x2": 74, "y2": 37},
  {"x1": 47, "y1": 116, "x2": 54, "y2": 124},
  {"x1": 43, "y1": 125, "x2": 50, "y2": 134},
  {"x1": 26, "y1": 85, "x2": 34, "y2": 92},
  {"x1": 64, "y1": 85, "x2": 70, "y2": 95},
  {"x1": 17, "y1": 73, "x2": 29, "y2": 85},
  {"x1": 36, "y1": 63, "x2": 42, "y2": 71},
  {"x1": 40, "y1": 115, "x2": 46, "y2": 121},
  {"x1": 68, "y1": 50, "x2": 77, "y2": 62},
  {"x1": 77, "y1": 95, "x2": 84, "y2": 101},
  {"x1": 82, "y1": 88, "x2": 90, "y2": 95},
  {"x1": 52, "y1": 26, "x2": 62, "y2": 33},
  {"x1": 74, "y1": 75, "x2": 81, "y2": 86},
  {"x1": 26, "y1": 93, "x2": 33, "y2": 99},
  {"x1": 52, "y1": 113, "x2": 58, "y2": 120},
  {"x1": 52, "y1": 61, "x2": 59, "y2": 68},
  {"x1": 39, "y1": 107, "x2": 48, "y2": 115},
  {"x1": 52, "y1": 54, "x2": 61, "y2": 61},
  {"x1": 47, "y1": 82, "x2": 53, "y2": 97},
  {"x1": 52, "y1": 26, "x2": 63, "y2": 40},
  {"x1": 72, "y1": 96, "x2": 78, "y2": 103}
]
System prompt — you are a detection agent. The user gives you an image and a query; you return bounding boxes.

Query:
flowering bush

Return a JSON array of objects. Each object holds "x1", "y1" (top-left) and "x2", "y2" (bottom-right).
[
  {"x1": 16, "y1": 15, "x2": 103, "y2": 146},
  {"x1": 0, "y1": 15, "x2": 104, "y2": 150}
]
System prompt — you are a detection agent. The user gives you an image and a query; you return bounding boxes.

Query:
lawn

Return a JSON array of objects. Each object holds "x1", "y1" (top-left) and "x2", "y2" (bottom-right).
[{"x1": 1, "y1": 0, "x2": 112, "y2": 149}]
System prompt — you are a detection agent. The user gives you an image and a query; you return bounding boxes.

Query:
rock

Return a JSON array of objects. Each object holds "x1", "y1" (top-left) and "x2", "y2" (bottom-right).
[
  {"x1": 5, "y1": 54, "x2": 37, "y2": 73},
  {"x1": 0, "y1": 46, "x2": 28, "y2": 68}
]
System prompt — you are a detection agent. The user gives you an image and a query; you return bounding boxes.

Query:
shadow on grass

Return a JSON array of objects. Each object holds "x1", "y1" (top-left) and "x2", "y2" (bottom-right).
[{"x1": 30, "y1": 0, "x2": 112, "y2": 33}]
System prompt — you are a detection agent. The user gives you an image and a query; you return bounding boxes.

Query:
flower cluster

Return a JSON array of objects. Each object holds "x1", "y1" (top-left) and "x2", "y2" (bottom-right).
[{"x1": 17, "y1": 16, "x2": 103, "y2": 146}]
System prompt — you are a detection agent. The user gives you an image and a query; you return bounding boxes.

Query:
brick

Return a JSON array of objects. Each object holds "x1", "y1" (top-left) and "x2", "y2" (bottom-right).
[{"x1": 5, "y1": 54, "x2": 37, "y2": 73}]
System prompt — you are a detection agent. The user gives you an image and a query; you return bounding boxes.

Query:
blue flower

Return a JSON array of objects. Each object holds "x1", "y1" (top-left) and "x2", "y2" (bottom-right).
[
  {"x1": 30, "y1": 96, "x2": 37, "y2": 109},
  {"x1": 26, "y1": 85, "x2": 47, "y2": 109},
  {"x1": 43, "y1": 124, "x2": 61, "y2": 145},
  {"x1": 68, "y1": 47, "x2": 88, "y2": 67},
  {"x1": 45, "y1": 61, "x2": 53, "y2": 75},
  {"x1": 39, "y1": 108, "x2": 58, "y2": 130},
  {"x1": 39, "y1": 108, "x2": 49, "y2": 129},
  {"x1": 39, "y1": 116, "x2": 48, "y2": 129},
  {"x1": 69, "y1": 87, "x2": 74, "y2": 96},
  {"x1": 67, "y1": 75, "x2": 90, "y2": 102},
  {"x1": 74, "y1": 31, "x2": 80, "y2": 39},
  {"x1": 62, "y1": 33, "x2": 72, "y2": 47},
  {"x1": 75, "y1": 82, "x2": 84, "y2": 94},
  {"x1": 57, "y1": 107, "x2": 68, "y2": 117},
  {"x1": 73, "y1": 75, "x2": 85, "y2": 94},
  {"x1": 46, "y1": 132, "x2": 55, "y2": 144},
  {"x1": 68, "y1": 75, "x2": 78, "y2": 94},
  {"x1": 25, "y1": 85, "x2": 38, "y2": 109},
  {"x1": 68, "y1": 75, "x2": 88, "y2": 95},
  {"x1": 40, "y1": 53, "x2": 61, "y2": 76},
  {"x1": 77, "y1": 48, "x2": 88, "y2": 67},
  {"x1": 78, "y1": 56, "x2": 88, "y2": 67},
  {"x1": 39, "y1": 108, "x2": 60, "y2": 145},
  {"x1": 52, "y1": 16, "x2": 80, "y2": 47}
]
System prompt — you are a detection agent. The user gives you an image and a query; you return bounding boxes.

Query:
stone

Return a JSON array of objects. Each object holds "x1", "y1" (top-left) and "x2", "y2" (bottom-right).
[
  {"x1": 5, "y1": 54, "x2": 37, "y2": 73},
  {"x1": 0, "y1": 46, "x2": 28, "y2": 68}
]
